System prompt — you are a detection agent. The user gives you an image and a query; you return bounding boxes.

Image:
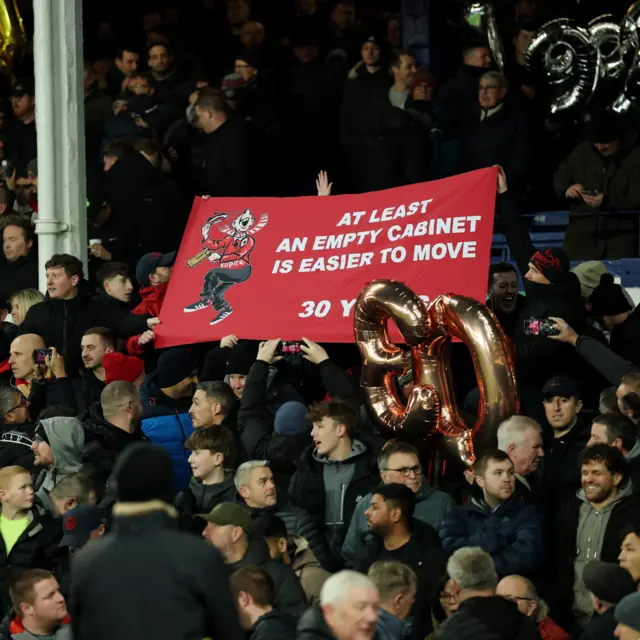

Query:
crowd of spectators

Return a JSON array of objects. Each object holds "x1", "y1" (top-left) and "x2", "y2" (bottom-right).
[{"x1": 0, "y1": 0, "x2": 639, "y2": 639}]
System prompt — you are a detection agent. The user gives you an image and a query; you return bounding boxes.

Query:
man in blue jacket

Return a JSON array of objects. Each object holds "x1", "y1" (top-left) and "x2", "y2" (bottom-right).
[
  {"x1": 140, "y1": 348, "x2": 198, "y2": 491},
  {"x1": 440, "y1": 449, "x2": 542, "y2": 579}
]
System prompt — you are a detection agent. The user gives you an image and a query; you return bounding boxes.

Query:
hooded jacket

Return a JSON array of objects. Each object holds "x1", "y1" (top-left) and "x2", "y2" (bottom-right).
[
  {"x1": 548, "y1": 487, "x2": 640, "y2": 630},
  {"x1": 290, "y1": 535, "x2": 330, "y2": 606},
  {"x1": 288, "y1": 439, "x2": 379, "y2": 562},
  {"x1": 250, "y1": 609, "x2": 297, "y2": 640},
  {"x1": 6, "y1": 616, "x2": 71, "y2": 640},
  {"x1": 342, "y1": 478, "x2": 455, "y2": 567},
  {"x1": 140, "y1": 375, "x2": 194, "y2": 492},
  {"x1": 228, "y1": 538, "x2": 307, "y2": 618},
  {"x1": 436, "y1": 595, "x2": 541, "y2": 640},
  {"x1": 440, "y1": 494, "x2": 543, "y2": 579},
  {"x1": 174, "y1": 474, "x2": 237, "y2": 516}
]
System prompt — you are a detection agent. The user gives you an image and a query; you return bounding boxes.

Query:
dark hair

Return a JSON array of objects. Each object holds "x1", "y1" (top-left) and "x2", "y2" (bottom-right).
[
  {"x1": 307, "y1": 400, "x2": 357, "y2": 439},
  {"x1": 230, "y1": 566, "x2": 276, "y2": 608},
  {"x1": 474, "y1": 449, "x2": 513, "y2": 477},
  {"x1": 372, "y1": 483, "x2": 415, "y2": 522},
  {"x1": 599, "y1": 386, "x2": 619, "y2": 414},
  {"x1": 115, "y1": 45, "x2": 139, "y2": 60},
  {"x1": 462, "y1": 43, "x2": 490, "y2": 59},
  {"x1": 134, "y1": 138, "x2": 161, "y2": 156},
  {"x1": 185, "y1": 426, "x2": 235, "y2": 459},
  {"x1": 621, "y1": 522, "x2": 640, "y2": 541},
  {"x1": 96, "y1": 262, "x2": 130, "y2": 288},
  {"x1": 593, "y1": 413, "x2": 637, "y2": 452},
  {"x1": 10, "y1": 569, "x2": 55, "y2": 615},
  {"x1": 102, "y1": 140, "x2": 131, "y2": 159},
  {"x1": 378, "y1": 441, "x2": 419, "y2": 470},
  {"x1": 195, "y1": 381, "x2": 236, "y2": 416},
  {"x1": 580, "y1": 443, "x2": 629, "y2": 486},
  {"x1": 488, "y1": 262, "x2": 517, "y2": 287},
  {"x1": 194, "y1": 87, "x2": 230, "y2": 115},
  {"x1": 251, "y1": 513, "x2": 288, "y2": 540},
  {"x1": 1, "y1": 215, "x2": 35, "y2": 244},
  {"x1": 621, "y1": 392, "x2": 640, "y2": 421},
  {"x1": 44, "y1": 253, "x2": 84, "y2": 280},
  {"x1": 147, "y1": 42, "x2": 172, "y2": 59},
  {"x1": 82, "y1": 327, "x2": 116, "y2": 350},
  {"x1": 389, "y1": 50, "x2": 413, "y2": 69},
  {"x1": 129, "y1": 70, "x2": 153, "y2": 84}
]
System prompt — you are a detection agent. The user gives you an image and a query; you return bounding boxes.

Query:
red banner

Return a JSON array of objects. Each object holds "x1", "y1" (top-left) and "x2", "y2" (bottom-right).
[{"x1": 155, "y1": 168, "x2": 497, "y2": 347}]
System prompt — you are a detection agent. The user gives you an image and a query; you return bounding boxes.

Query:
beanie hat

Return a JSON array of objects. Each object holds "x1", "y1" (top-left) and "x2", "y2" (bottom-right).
[
  {"x1": 583, "y1": 561, "x2": 636, "y2": 604},
  {"x1": 572, "y1": 261, "x2": 607, "y2": 299},
  {"x1": 274, "y1": 401, "x2": 311, "y2": 436},
  {"x1": 589, "y1": 273, "x2": 632, "y2": 317},
  {"x1": 103, "y1": 353, "x2": 145, "y2": 385},
  {"x1": 156, "y1": 348, "x2": 197, "y2": 388},
  {"x1": 226, "y1": 342, "x2": 258, "y2": 376},
  {"x1": 615, "y1": 592, "x2": 640, "y2": 632},
  {"x1": 530, "y1": 247, "x2": 569, "y2": 283},
  {"x1": 113, "y1": 443, "x2": 174, "y2": 504}
]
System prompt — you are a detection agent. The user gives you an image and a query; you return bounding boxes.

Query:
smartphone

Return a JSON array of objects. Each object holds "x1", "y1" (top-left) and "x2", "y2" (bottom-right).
[
  {"x1": 276, "y1": 341, "x2": 303, "y2": 357},
  {"x1": 582, "y1": 189, "x2": 600, "y2": 196},
  {"x1": 523, "y1": 318, "x2": 559, "y2": 337},
  {"x1": 33, "y1": 348, "x2": 52, "y2": 365}
]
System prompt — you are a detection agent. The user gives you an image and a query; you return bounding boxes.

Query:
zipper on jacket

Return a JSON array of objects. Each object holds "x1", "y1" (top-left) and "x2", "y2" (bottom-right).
[{"x1": 339, "y1": 483, "x2": 346, "y2": 525}]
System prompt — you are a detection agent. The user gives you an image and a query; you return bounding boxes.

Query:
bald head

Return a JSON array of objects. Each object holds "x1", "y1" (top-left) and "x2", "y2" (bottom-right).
[
  {"x1": 496, "y1": 575, "x2": 537, "y2": 617},
  {"x1": 9, "y1": 334, "x2": 45, "y2": 380}
]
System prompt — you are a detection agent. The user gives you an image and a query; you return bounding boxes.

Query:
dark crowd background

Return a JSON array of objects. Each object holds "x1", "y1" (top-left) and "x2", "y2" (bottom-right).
[{"x1": 0, "y1": 0, "x2": 638, "y2": 640}]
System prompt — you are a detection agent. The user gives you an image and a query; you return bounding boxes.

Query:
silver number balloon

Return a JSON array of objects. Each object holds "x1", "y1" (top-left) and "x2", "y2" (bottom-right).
[
  {"x1": 589, "y1": 15, "x2": 625, "y2": 81},
  {"x1": 526, "y1": 18, "x2": 600, "y2": 113},
  {"x1": 613, "y1": 1, "x2": 640, "y2": 113},
  {"x1": 464, "y1": 1, "x2": 505, "y2": 72}
]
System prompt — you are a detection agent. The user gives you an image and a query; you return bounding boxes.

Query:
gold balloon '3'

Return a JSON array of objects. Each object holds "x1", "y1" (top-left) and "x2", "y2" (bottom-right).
[
  {"x1": 354, "y1": 280, "x2": 519, "y2": 467},
  {"x1": 0, "y1": 0, "x2": 25, "y2": 78}
]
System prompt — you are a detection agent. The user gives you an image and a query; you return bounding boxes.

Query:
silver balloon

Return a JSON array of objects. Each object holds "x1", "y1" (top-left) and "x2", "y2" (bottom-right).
[
  {"x1": 613, "y1": 1, "x2": 640, "y2": 114},
  {"x1": 526, "y1": 18, "x2": 600, "y2": 113},
  {"x1": 588, "y1": 15, "x2": 625, "y2": 81},
  {"x1": 464, "y1": 2, "x2": 505, "y2": 72}
]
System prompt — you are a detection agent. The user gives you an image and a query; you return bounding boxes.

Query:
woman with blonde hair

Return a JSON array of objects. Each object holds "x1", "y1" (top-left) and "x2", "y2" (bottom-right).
[{"x1": 10, "y1": 289, "x2": 44, "y2": 326}]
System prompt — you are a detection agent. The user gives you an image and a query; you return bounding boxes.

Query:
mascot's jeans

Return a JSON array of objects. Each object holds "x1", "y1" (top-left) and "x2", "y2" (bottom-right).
[{"x1": 200, "y1": 265, "x2": 252, "y2": 304}]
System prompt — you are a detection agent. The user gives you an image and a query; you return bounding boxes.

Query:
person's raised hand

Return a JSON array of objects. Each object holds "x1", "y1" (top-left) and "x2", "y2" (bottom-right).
[
  {"x1": 46, "y1": 347, "x2": 66, "y2": 379},
  {"x1": 316, "y1": 170, "x2": 333, "y2": 196},
  {"x1": 565, "y1": 184, "x2": 584, "y2": 199},
  {"x1": 548, "y1": 317, "x2": 578, "y2": 345},
  {"x1": 147, "y1": 317, "x2": 160, "y2": 329},
  {"x1": 89, "y1": 243, "x2": 112, "y2": 261},
  {"x1": 301, "y1": 337, "x2": 329, "y2": 364},
  {"x1": 220, "y1": 335, "x2": 239, "y2": 349},
  {"x1": 138, "y1": 330, "x2": 156, "y2": 347},
  {"x1": 257, "y1": 339, "x2": 282, "y2": 364},
  {"x1": 494, "y1": 165, "x2": 507, "y2": 194}
]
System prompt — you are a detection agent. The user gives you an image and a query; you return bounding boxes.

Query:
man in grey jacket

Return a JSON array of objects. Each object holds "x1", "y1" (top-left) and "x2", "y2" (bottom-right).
[{"x1": 341, "y1": 441, "x2": 454, "y2": 567}]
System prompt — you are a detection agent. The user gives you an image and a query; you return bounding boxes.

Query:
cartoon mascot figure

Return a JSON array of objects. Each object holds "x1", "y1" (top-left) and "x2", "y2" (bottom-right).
[{"x1": 184, "y1": 208, "x2": 267, "y2": 324}]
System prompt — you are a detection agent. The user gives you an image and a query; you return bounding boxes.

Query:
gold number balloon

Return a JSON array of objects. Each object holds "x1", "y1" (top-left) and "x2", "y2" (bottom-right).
[
  {"x1": 354, "y1": 280, "x2": 519, "y2": 467},
  {"x1": 0, "y1": 0, "x2": 26, "y2": 78}
]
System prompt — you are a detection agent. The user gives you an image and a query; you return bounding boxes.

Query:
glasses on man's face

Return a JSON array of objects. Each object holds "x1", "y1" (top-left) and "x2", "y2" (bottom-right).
[
  {"x1": 440, "y1": 591, "x2": 457, "y2": 602},
  {"x1": 385, "y1": 465, "x2": 422, "y2": 477},
  {"x1": 503, "y1": 595, "x2": 534, "y2": 604}
]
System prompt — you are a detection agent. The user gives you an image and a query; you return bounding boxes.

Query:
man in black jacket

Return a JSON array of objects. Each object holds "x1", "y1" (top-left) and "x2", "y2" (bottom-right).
[
  {"x1": 70, "y1": 444, "x2": 244, "y2": 640},
  {"x1": 201, "y1": 502, "x2": 307, "y2": 618},
  {"x1": 548, "y1": 445, "x2": 640, "y2": 631},
  {"x1": 76, "y1": 328, "x2": 116, "y2": 413},
  {"x1": 355, "y1": 484, "x2": 446, "y2": 640},
  {"x1": 0, "y1": 217, "x2": 38, "y2": 306},
  {"x1": 230, "y1": 566, "x2": 297, "y2": 640},
  {"x1": 19, "y1": 254, "x2": 140, "y2": 376},
  {"x1": 438, "y1": 547, "x2": 540, "y2": 640},
  {"x1": 288, "y1": 400, "x2": 379, "y2": 567},
  {"x1": 194, "y1": 87, "x2": 253, "y2": 197},
  {"x1": 235, "y1": 460, "x2": 331, "y2": 569}
]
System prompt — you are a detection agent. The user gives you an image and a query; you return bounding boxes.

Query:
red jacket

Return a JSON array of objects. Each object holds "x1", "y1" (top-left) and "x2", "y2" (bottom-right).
[
  {"x1": 203, "y1": 234, "x2": 255, "y2": 270},
  {"x1": 539, "y1": 616, "x2": 568, "y2": 640},
  {"x1": 132, "y1": 282, "x2": 168, "y2": 318}
]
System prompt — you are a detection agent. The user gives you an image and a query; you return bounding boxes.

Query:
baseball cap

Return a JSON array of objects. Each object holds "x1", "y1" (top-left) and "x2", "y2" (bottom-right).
[
  {"x1": 199, "y1": 503, "x2": 253, "y2": 533},
  {"x1": 10, "y1": 77, "x2": 35, "y2": 98},
  {"x1": 543, "y1": 376, "x2": 580, "y2": 400},
  {"x1": 135, "y1": 251, "x2": 176, "y2": 287},
  {"x1": 60, "y1": 505, "x2": 106, "y2": 549},
  {"x1": 583, "y1": 561, "x2": 636, "y2": 604}
]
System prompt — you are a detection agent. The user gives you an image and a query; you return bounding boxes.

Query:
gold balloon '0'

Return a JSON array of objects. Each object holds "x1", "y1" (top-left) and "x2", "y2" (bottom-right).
[
  {"x1": 354, "y1": 280, "x2": 519, "y2": 467},
  {"x1": 0, "y1": 0, "x2": 25, "y2": 79}
]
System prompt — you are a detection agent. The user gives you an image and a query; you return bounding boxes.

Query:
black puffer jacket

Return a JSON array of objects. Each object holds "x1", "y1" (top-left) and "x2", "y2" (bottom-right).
[
  {"x1": 250, "y1": 609, "x2": 297, "y2": 640},
  {"x1": 175, "y1": 475, "x2": 237, "y2": 516},
  {"x1": 297, "y1": 607, "x2": 335, "y2": 640},
  {"x1": 437, "y1": 595, "x2": 541, "y2": 640},
  {"x1": 19, "y1": 280, "x2": 123, "y2": 375}
]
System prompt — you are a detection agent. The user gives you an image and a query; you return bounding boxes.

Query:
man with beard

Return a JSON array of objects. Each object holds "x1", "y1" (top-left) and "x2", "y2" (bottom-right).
[
  {"x1": 77, "y1": 328, "x2": 116, "y2": 413},
  {"x1": 548, "y1": 445, "x2": 640, "y2": 631},
  {"x1": 355, "y1": 483, "x2": 445, "y2": 640},
  {"x1": 440, "y1": 450, "x2": 542, "y2": 580},
  {"x1": 140, "y1": 348, "x2": 198, "y2": 491},
  {"x1": 83, "y1": 382, "x2": 146, "y2": 467},
  {"x1": 487, "y1": 263, "x2": 525, "y2": 337}
]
